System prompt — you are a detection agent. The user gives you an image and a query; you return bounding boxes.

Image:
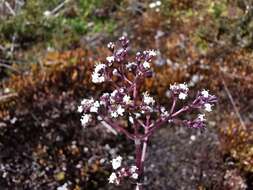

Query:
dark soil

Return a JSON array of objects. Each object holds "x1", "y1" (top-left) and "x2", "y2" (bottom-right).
[{"x1": 0, "y1": 90, "x2": 226, "y2": 190}]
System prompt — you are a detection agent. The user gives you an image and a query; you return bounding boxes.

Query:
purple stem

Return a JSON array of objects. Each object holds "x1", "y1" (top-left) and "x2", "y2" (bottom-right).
[
  {"x1": 171, "y1": 105, "x2": 189, "y2": 117},
  {"x1": 170, "y1": 97, "x2": 177, "y2": 114},
  {"x1": 134, "y1": 115, "x2": 150, "y2": 190},
  {"x1": 139, "y1": 105, "x2": 191, "y2": 140},
  {"x1": 102, "y1": 117, "x2": 135, "y2": 140}
]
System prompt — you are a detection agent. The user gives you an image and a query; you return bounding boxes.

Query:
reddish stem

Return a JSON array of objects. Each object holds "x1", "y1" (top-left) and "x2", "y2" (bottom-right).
[{"x1": 102, "y1": 117, "x2": 135, "y2": 140}]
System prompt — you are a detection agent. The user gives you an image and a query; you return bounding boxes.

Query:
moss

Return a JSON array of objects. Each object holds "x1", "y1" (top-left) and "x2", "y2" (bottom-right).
[{"x1": 0, "y1": 0, "x2": 117, "y2": 49}]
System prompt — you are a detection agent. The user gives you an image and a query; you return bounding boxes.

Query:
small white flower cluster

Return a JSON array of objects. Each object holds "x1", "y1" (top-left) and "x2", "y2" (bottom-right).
[
  {"x1": 106, "y1": 56, "x2": 115, "y2": 64},
  {"x1": 170, "y1": 83, "x2": 189, "y2": 100},
  {"x1": 112, "y1": 68, "x2": 119, "y2": 76},
  {"x1": 143, "y1": 49, "x2": 157, "y2": 57},
  {"x1": 108, "y1": 172, "x2": 119, "y2": 185},
  {"x1": 126, "y1": 62, "x2": 137, "y2": 71},
  {"x1": 111, "y1": 156, "x2": 123, "y2": 170},
  {"x1": 141, "y1": 92, "x2": 156, "y2": 113},
  {"x1": 78, "y1": 98, "x2": 103, "y2": 127},
  {"x1": 92, "y1": 63, "x2": 106, "y2": 83},
  {"x1": 204, "y1": 103, "x2": 212, "y2": 112},
  {"x1": 143, "y1": 92, "x2": 155, "y2": 105},
  {"x1": 201, "y1": 90, "x2": 213, "y2": 112},
  {"x1": 201, "y1": 89, "x2": 209, "y2": 98},
  {"x1": 99, "y1": 89, "x2": 133, "y2": 118},
  {"x1": 129, "y1": 116, "x2": 134, "y2": 124},
  {"x1": 110, "y1": 89, "x2": 119, "y2": 102},
  {"x1": 111, "y1": 105, "x2": 125, "y2": 118},
  {"x1": 108, "y1": 156, "x2": 138, "y2": 185},
  {"x1": 149, "y1": 1, "x2": 161, "y2": 11},
  {"x1": 80, "y1": 88, "x2": 130, "y2": 119},
  {"x1": 143, "y1": 61, "x2": 151, "y2": 69},
  {"x1": 80, "y1": 114, "x2": 92, "y2": 127},
  {"x1": 198, "y1": 114, "x2": 205, "y2": 121},
  {"x1": 123, "y1": 95, "x2": 131, "y2": 105},
  {"x1": 160, "y1": 106, "x2": 169, "y2": 117},
  {"x1": 128, "y1": 113, "x2": 140, "y2": 124},
  {"x1": 129, "y1": 166, "x2": 138, "y2": 179},
  {"x1": 107, "y1": 42, "x2": 115, "y2": 50},
  {"x1": 90, "y1": 100, "x2": 100, "y2": 113}
]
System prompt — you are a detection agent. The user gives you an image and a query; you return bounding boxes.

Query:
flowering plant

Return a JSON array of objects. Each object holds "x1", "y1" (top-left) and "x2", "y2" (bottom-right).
[{"x1": 78, "y1": 36, "x2": 217, "y2": 189}]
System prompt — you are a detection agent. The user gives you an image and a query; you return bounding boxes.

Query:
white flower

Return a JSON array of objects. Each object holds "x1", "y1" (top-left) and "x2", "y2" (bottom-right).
[
  {"x1": 57, "y1": 183, "x2": 68, "y2": 190},
  {"x1": 134, "y1": 113, "x2": 141, "y2": 118},
  {"x1": 130, "y1": 166, "x2": 138, "y2": 173},
  {"x1": 100, "y1": 100, "x2": 107, "y2": 106},
  {"x1": 143, "y1": 92, "x2": 155, "y2": 105},
  {"x1": 116, "y1": 105, "x2": 125, "y2": 116},
  {"x1": 107, "y1": 42, "x2": 115, "y2": 49},
  {"x1": 94, "y1": 63, "x2": 106, "y2": 73},
  {"x1": 160, "y1": 106, "x2": 169, "y2": 116},
  {"x1": 111, "y1": 89, "x2": 118, "y2": 97},
  {"x1": 119, "y1": 88, "x2": 124, "y2": 93},
  {"x1": 108, "y1": 172, "x2": 119, "y2": 184},
  {"x1": 179, "y1": 83, "x2": 188, "y2": 91},
  {"x1": 126, "y1": 62, "x2": 137, "y2": 71},
  {"x1": 129, "y1": 116, "x2": 134, "y2": 124},
  {"x1": 113, "y1": 69, "x2": 119, "y2": 76},
  {"x1": 131, "y1": 173, "x2": 138, "y2": 179},
  {"x1": 92, "y1": 64, "x2": 106, "y2": 83},
  {"x1": 77, "y1": 106, "x2": 83, "y2": 113},
  {"x1": 81, "y1": 98, "x2": 94, "y2": 106},
  {"x1": 170, "y1": 83, "x2": 189, "y2": 100},
  {"x1": 143, "y1": 61, "x2": 150, "y2": 69},
  {"x1": 111, "y1": 111, "x2": 118, "y2": 118},
  {"x1": 106, "y1": 56, "x2": 115, "y2": 63},
  {"x1": 178, "y1": 92, "x2": 187, "y2": 100},
  {"x1": 80, "y1": 114, "x2": 92, "y2": 127},
  {"x1": 120, "y1": 167, "x2": 126, "y2": 173},
  {"x1": 170, "y1": 83, "x2": 188, "y2": 91},
  {"x1": 102, "y1": 92, "x2": 110, "y2": 97},
  {"x1": 144, "y1": 49, "x2": 157, "y2": 56},
  {"x1": 170, "y1": 84, "x2": 178, "y2": 91},
  {"x1": 94, "y1": 101, "x2": 100, "y2": 107},
  {"x1": 145, "y1": 105, "x2": 154, "y2": 112},
  {"x1": 201, "y1": 90, "x2": 209, "y2": 98},
  {"x1": 198, "y1": 114, "x2": 206, "y2": 121},
  {"x1": 111, "y1": 156, "x2": 122, "y2": 170},
  {"x1": 116, "y1": 48, "x2": 124, "y2": 56},
  {"x1": 110, "y1": 105, "x2": 124, "y2": 118},
  {"x1": 204, "y1": 103, "x2": 212, "y2": 112},
  {"x1": 90, "y1": 101, "x2": 100, "y2": 113},
  {"x1": 123, "y1": 95, "x2": 131, "y2": 104},
  {"x1": 92, "y1": 72, "x2": 105, "y2": 83}
]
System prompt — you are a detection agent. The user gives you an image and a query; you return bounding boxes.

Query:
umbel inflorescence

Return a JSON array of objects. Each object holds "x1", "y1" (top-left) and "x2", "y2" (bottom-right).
[{"x1": 78, "y1": 36, "x2": 217, "y2": 189}]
